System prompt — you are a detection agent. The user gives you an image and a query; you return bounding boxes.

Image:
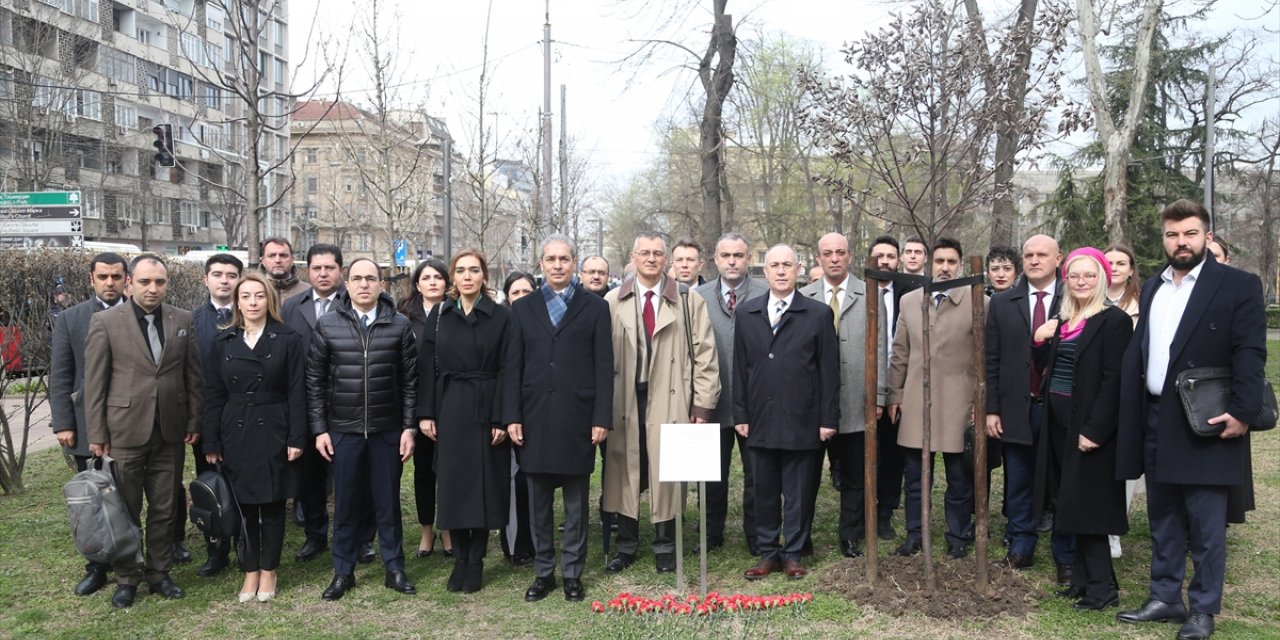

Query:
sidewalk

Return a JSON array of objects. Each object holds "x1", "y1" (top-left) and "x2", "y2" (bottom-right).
[{"x1": 1, "y1": 397, "x2": 57, "y2": 454}]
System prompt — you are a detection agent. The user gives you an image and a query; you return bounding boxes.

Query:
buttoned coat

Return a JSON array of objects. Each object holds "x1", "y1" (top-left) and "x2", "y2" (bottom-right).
[
  {"x1": 694, "y1": 277, "x2": 766, "y2": 430},
  {"x1": 732, "y1": 292, "x2": 840, "y2": 449},
  {"x1": 84, "y1": 301, "x2": 203, "y2": 448},
  {"x1": 799, "y1": 276, "x2": 868, "y2": 434},
  {"x1": 502, "y1": 283, "x2": 614, "y2": 476},
  {"x1": 602, "y1": 276, "x2": 720, "y2": 522},
  {"x1": 49, "y1": 298, "x2": 118, "y2": 457},
  {"x1": 984, "y1": 278, "x2": 1064, "y2": 446},
  {"x1": 888, "y1": 286, "x2": 986, "y2": 453}
]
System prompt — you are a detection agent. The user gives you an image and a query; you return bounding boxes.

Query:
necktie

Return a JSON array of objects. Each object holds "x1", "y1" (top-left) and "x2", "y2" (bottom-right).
[
  {"x1": 316, "y1": 297, "x2": 329, "y2": 318},
  {"x1": 216, "y1": 307, "x2": 232, "y2": 325},
  {"x1": 144, "y1": 314, "x2": 162, "y2": 364},
  {"x1": 361, "y1": 313, "x2": 371, "y2": 334},
  {"x1": 727, "y1": 288, "x2": 737, "y2": 314},
  {"x1": 934, "y1": 293, "x2": 946, "y2": 310},
  {"x1": 772, "y1": 299, "x2": 787, "y2": 334},
  {"x1": 1031, "y1": 290, "x2": 1048, "y2": 395},
  {"x1": 642, "y1": 291, "x2": 656, "y2": 341},
  {"x1": 829, "y1": 287, "x2": 842, "y2": 331}
]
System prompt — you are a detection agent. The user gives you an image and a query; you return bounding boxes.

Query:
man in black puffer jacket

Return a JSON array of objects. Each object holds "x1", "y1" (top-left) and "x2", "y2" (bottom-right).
[{"x1": 306, "y1": 258, "x2": 419, "y2": 601}]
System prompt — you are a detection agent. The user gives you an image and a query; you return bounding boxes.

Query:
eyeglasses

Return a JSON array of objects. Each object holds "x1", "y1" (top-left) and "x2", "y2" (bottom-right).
[{"x1": 1066, "y1": 273, "x2": 1099, "y2": 283}]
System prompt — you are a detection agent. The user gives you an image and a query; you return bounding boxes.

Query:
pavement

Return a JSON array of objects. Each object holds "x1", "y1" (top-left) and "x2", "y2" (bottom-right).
[{"x1": 1, "y1": 397, "x2": 58, "y2": 454}]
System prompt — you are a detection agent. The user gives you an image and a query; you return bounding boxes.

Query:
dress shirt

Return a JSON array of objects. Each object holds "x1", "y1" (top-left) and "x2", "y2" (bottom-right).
[{"x1": 1145, "y1": 259, "x2": 1205, "y2": 395}]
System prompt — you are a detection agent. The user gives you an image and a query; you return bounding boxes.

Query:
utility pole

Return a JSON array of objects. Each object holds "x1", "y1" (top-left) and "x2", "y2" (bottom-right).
[
  {"x1": 541, "y1": 1, "x2": 554, "y2": 235},
  {"x1": 443, "y1": 135, "x2": 453, "y2": 261},
  {"x1": 1203, "y1": 66, "x2": 1216, "y2": 231},
  {"x1": 559, "y1": 84, "x2": 568, "y2": 233}
]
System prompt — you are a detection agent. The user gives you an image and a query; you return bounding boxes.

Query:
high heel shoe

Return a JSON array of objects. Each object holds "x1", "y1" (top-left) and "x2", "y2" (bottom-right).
[
  {"x1": 238, "y1": 591, "x2": 255, "y2": 603},
  {"x1": 257, "y1": 591, "x2": 275, "y2": 602}
]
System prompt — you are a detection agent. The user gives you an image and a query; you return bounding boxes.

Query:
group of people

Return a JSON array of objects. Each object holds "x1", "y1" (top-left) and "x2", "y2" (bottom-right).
[{"x1": 47, "y1": 200, "x2": 1265, "y2": 639}]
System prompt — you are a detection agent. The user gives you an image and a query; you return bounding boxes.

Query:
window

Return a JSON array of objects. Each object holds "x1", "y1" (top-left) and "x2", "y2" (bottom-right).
[
  {"x1": 305, "y1": 177, "x2": 317, "y2": 193},
  {"x1": 180, "y1": 201, "x2": 199, "y2": 226},
  {"x1": 272, "y1": 20, "x2": 284, "y2": 52},
  {"x1": 206, "y1": 4, "x2": 224, "y2": 31},
  {"x1": 113, "y1": 103, "x2": 137, "y2": 129},
  {"x1": 75, "y1": 89, "x2": 101, "y2": 121},
  {"x1": 273, "y1": 58, "x2": 285, "y2": 88},
  {"x1": 100, "y1": 47, "x2": 138, "y2": 85},
  {"x1": 118, "y1": 197, "x2": 137, "y2": 223},
  {"x1": 81, "y1": 189, "x2": 101, "y2": 219},
  {"x1": 202, "y1": 83, "x2": 222, "y2": 109},
  {"x1": 180, "y1": 32, "x2": 206, "y2": 67},
  {"x1": 145, "y1": 200, "x2": 165, "y2": 224},
  {"x1": 304, "y1": 148, "x2": 316, "y2": 163}
]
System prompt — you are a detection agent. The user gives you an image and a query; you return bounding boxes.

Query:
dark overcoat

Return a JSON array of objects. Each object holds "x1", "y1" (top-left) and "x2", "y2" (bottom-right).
[
  {"x1": 732, "y1": 292, "x2": 840, "y2": 450},
  {"x1": 502, "y1": 284, "x2": 614, "y2": 476},
  {"x1": 985, "y1": 277, "x2": 1064, "y2": 446},
  {"x1": 1032, "y1": 305, "x2": 1132, "y2": 535},
  {"x1": 201, "y1": 320, "x2": 307, "y2": 504},
  {"x1": 418, "y1": 296, "x2": 511, "y2": 530}
]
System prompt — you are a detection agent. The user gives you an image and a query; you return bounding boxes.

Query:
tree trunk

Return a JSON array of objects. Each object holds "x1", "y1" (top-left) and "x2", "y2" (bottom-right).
[{"x1": 698, "y1": 0, "x2": 735, "y2": 275}]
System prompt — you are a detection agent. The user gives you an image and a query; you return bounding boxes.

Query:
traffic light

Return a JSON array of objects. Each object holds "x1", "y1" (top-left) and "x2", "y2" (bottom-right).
[{"x1": 152, "y1": 123, "x2": 175, "y2": 168}]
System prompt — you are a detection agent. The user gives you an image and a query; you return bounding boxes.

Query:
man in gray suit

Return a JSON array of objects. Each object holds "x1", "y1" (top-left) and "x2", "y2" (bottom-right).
[
  {"x1": 50, "y1": 252, "x2": 128, "y2": 596},
  {"x1": 799, "y1": 232, "x2": 869, "y2": 558},
  {"x1": 695, "y1": 232, "x2": 767, "y2": 554}
]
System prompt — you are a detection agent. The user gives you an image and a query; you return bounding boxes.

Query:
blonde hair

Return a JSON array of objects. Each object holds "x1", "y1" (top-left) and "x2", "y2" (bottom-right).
[
  {"x1": 228, "y1": 272, "x2": 282, "y2": 329},
  {"x1": 1059, "y1": 254, "x2": 1108, "y2": 322}
]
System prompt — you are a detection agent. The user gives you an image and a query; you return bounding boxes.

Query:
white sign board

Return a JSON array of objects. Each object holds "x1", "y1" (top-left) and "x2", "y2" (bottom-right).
[{"x1": 657, "y1": 423, "x2": 722, "y2": 483}]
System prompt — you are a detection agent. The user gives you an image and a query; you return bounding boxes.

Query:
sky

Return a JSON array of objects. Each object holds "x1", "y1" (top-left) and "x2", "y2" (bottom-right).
[{"x1": 289, "y1": 0, "x2": 1278, "y2": 187}]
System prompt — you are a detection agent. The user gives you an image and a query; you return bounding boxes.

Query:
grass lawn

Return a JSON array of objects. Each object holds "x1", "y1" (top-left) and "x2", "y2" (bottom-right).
[{"x1": 2, "y1": 342, "x2": 1278, "y2": 639}]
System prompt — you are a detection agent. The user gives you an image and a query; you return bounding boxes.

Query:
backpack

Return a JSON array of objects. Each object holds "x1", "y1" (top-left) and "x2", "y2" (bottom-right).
[
  {"x1": 189, "y1": 466, "x2": 242, "y2": 541},
  {"x1": 63, "y1": 457, "x2": 142, "y2": 565}
]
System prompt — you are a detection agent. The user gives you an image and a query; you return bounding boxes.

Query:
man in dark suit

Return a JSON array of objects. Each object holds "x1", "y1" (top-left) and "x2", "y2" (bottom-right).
[
  {"x1": 505, "y1": 234, "x2": 614, "y2": 603},
  {"x1": 1115, "y1": 200, "x2": 1267, "y2": 640},
  {"x1": 867, "y1": 235, "x2": 912, "y2": 539},
  {"x1": 280, "y1": 244, "x2": 350, "y2": 562},
  {"x1": 734, "y1": 244, "x2": 839, "y2": 581},
  {"x1": 185, "y1": 252, "x2": 243, "y2": 577},
  {"x1": 694, "y1": 232, "x2": 767, "y2": 554},
  {"x1": 84, "y1": 255, "x2": 204, "y2": 608},
  {"x1": 985, "y1": 235, "x2": 1075, "y2": 582},
  {"x1": 50, "y1": 252, "x2": 128, "y2": 596}
]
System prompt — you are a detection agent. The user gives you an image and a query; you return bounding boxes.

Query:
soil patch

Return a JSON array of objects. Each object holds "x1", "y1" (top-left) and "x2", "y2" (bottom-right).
[{"x1": 812, "y1": 555, "x2": 1041, "y2": 619}]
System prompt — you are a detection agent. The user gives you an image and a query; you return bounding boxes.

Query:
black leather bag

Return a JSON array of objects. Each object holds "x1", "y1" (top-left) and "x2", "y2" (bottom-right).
[
  {"x1": 189, "y1": 465, "x2": 242, "y2": 540},
  {"x1": 962, "y1": 422, "x2": 1002, "y2": 477},
  {"x1": 1175, "y1": 367, "x2": 1278, "y2": 437}
]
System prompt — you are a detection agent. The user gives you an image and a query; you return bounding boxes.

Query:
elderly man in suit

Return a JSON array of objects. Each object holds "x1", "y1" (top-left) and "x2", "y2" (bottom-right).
[
  {"x1": 800, "y1": 232, "x2": 868, "y2": 558},
  {"x1": 888, "y1": 238, "x2": 984, "y2": 560},
  {"x1": 506, "y1": 234, "x2": 614, "y2": 603},
  {"x1": 1114, "y1": 200, "x2": 1267, "y2": 640},
  {"x1": 84, "y1": 255, "x2": 204, "y2": 608},
  {"x1": 50, "y1": 252, "x2": 128, "y2": 597},
  {"x1": 735, "y1": 244, "x2": 839, "y2": 580},
  {"x1": 602, "y1": 231, "x2": 720, "y2": 574},
  {"x1": 695, "y1": 232, "x2": 767, "y2": 554}
]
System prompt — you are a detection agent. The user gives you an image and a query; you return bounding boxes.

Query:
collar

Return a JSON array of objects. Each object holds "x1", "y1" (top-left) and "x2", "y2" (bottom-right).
[
  {"x1": 769, "y1": 290, "x2": 796, "y2": 308},
  {"x1": 1028, "y1": 279, "x2": 1056, "y2": 297},
  {"x1": 823, "y1": 276, "x2": 851, "y2": 299},
  {"x1": 131, "y1": 299, "x2": 162, "y2": 320},
  {"x1": 96, "y1": 296, "x2": 123, "y2": 309},
  {"x1": 542, "y1": 281, "x2": 576, "y2": 305},
  {"x1": 720, "y1": 278, "x2": 746, "y2": 297},
  {"x1": 1161, "y1": 257, "x2": 1206, "y2": 285}
]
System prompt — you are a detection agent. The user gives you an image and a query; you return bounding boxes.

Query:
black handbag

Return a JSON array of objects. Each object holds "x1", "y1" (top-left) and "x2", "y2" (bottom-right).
[
  {"x1": 189, "y1": 464, "x2": 242, "y2": 541},
  {"x1": 1175, "y1": 367, "x2": 1278, "y2": 437}
]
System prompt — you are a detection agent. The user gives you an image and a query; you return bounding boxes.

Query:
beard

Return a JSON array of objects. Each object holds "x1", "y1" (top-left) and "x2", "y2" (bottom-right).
[{"x1": 1167, "y1": 243, "x2": 1207, "y2": 271}]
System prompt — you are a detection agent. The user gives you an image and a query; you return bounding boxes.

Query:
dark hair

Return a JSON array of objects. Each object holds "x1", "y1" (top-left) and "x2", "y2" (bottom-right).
[
  {"x1": 398, "y1": 258, "x2": 450, "y2": 316},
  {"x1": 1160, "y1": 199, "x2": 1210, "y2": 229},
  {"x1": 89, "y1": 252, "x2": 128, "y2": 275},
  {"x1": 204, "y1": 253, "x2": 244, "y2": 275},
  {"x1": 1209, "y1": 237, "x2": 1230, "y2": 259},
  {"x1": 904, "y1": 236, "x2": 926, "y2": 249},
  {"x1": 447, "y1": 249, "x2": 495, "y2": 300},
  {"x1": 306, "y1": 243, "x2": 343, "y2": 267},
  {"x1": 502, "y1": 271, "x2": 538, "y2": 307},
  {"x1": 868, "y1": 234, "x2": 900, "y2": 256},
  {"x1": 128, "y1": 253, "x2": 167, "y2": 273},
  {"x1": 261, "y1": 236, "x2": 293, "y2": 253},
  {"x1": 347, "y1": 257, "x2": 379, "y2": 275},
  {"x1": 932, "y1": 237, "x2": 963, "y2": 259},
  {"x1": 986, "y1": 245, "x2": 1020, "y2": 273},
  {"x1": 1103, "y1": 243, "x2": 1141, "y2": 311},
  {"x1": 673, "y1": 237, "x2": 702, "y2": 256}
]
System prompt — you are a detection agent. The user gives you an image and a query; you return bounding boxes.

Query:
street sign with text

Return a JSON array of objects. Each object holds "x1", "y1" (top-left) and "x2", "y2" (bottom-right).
[{"x1": 0, "y1": 191, "x2": 84, "y2": 249}]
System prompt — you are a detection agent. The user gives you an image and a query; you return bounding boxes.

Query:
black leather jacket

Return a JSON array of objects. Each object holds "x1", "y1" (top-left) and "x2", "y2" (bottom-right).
[{"x1": 306, "y1": 292, "x2": 417, "y2": 436}]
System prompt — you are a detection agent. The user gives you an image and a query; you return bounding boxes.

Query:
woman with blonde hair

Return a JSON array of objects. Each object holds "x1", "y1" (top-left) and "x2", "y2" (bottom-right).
[
  {"x1": 203, "y1": 272, "x2": 307, "y2": 602},
  {"x1": 1032, "y1": 248, "x2": 1133, "y2": 611}
]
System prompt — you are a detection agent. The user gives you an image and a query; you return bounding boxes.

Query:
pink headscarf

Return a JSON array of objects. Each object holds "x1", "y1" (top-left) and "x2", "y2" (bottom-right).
[{"x1": 1062, "y1": 247, "x2": 1113, "y2": 289}]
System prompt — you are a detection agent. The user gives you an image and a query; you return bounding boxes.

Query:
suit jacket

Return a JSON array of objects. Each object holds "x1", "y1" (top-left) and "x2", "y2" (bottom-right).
[
  {"x1": 281, "y1": 285, "x2": 346, "y2": 357},
  {"x1": 502, "y1": 283, "x2": 614, "y2": 475},
  {"x1": 733, "y1": 291, "x2": 839, "y2": 450},
  {"x1": 1116, "y1": 256, "x2": 1267, "y2": 485},
  {"x1": 799, "y1": 276, "x2": 869, "y2": 434},
  {"x1": 694, "y1": 277, "x2": 767, "y2": 429},
  {"x1": 984, "y1": 277, "x2": 1064, "y2": 446},
  {"x1": 84, "y1": 301, "x2": 204, "y2": 448},
  {"x1": 192, "y1": 299, "x2": 232, "y2": 367},
  {"x1": 888, "y1": 286, "x2": 987, "y2": 453},
  {"x1": 49, "y1": 298, "x2": 120, "y2": 456}
]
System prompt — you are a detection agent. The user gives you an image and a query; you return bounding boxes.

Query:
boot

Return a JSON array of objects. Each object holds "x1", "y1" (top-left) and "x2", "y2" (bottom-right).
[
  {"x1": 197, "y1": 538, "x2": 230, "y2": 578},
  {"x1": 462, "y1": 560, "x2": 484, "y2": 593},
  {"x1": 446, "y1": 558, "x2": 466, "y2": 593}
]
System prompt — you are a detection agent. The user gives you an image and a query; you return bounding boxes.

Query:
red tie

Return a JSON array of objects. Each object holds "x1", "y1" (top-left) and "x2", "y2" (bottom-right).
[
  {"x1": 727, "y1": 288, "x2": 737, "y2": 313},
  {"x1": 1031, "y1": 291, "x2": 1047, "y2": 395},
  {"x1": 643, "y1": 291, "x2": 656, "y2": 341}
]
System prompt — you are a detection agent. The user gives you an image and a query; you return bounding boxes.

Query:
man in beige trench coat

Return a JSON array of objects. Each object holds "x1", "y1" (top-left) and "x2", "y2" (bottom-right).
[{"x1": 603, "y1": 231, "x2": 720, "y2": 574}]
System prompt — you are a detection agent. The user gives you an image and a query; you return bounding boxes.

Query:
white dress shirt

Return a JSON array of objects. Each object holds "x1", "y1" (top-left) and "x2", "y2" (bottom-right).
[
  {"x1": 1145, "y1": 260, "x2": 1205, "y2": 395},
  {"x1": 1028, "y1": 281, "x2": 1057, "y2": 322},
  {"x1": 768, "y1": 291, "x2": 796, "y2": 327}
]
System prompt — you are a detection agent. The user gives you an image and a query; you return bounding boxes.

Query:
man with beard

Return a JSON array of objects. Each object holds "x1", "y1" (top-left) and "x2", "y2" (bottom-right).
[
  {"x1": 261, "y1": 238, "x2": 309, "y2": 300},
  {"x1": 579, "y1": 256, "x2": 611, "y2": 297},
  {"x1": 1115, "y1": 200, "x2": 1266, "y2": 640}
]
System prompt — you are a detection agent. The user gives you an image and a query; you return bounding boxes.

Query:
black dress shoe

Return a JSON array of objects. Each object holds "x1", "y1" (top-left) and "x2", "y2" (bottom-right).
[
  {"x1": 605, "y1": 553, "x2": 635, "y2": 573},
  {"x1": 1073, "y1": 592, "x2": 1119, "y2": 610},
  {"x1": 511, "y1": 554, "x2": 534, "y2": 568},
  {"x1": 877, "y1": 519, "x2": 898, "y2": 540},
  {"x1": 461, "y1": 560, "x2": 484, "y2": 593},
  {"x1": 321, "y1": 574, "x2": 356, "y2": 601},
  {"x1": 1037, "y1": 511, "x2": 1054, "y2": 533},
  {"x1": 563, "y1": 578, "x2": 585, "y2": 602},
  {"x1": 384, "y1": 570, "x2": 417, "y2": 594},
  {"x1": 293, "y1": 502, "x2": 305, "y2": 526},
  {"x1": 148, "y1": 576, "x2": 185, "y2": 600},
  {"x1": 446, "y1": 560, "x2": 467, "y2": 592},
  {"x1": 997, "y1": 552, "x2": 1033, "y2": 569},
  {"x1": 415, "y1": 548, "x2": 434, "y2": 559},
  {"x1": 841, "y1": 540, "x2": 864, "y2": 558},
  {"x1": 295, "y1": 537, "x2": 328, "y2": 562},
  {"x1": 110, "y1": 584, "x2": 137, "y2": 609},
  {"x1": 1177, "y1": 613, "x2": 1214, "y2": 640},
  {"x1": 524, "y1": 575, "x2": 557, "y2": 602},
  {"x1": 655, "y1": 552, "x2": 676, "y2": 573},
  {"x1": 894, "y1": 539, "x2": 922, "y2": 556},
  {"x1": 1055, "y1": 585, "x2": 1086, "y2": 599},
  {"x1": 1117, "y1": 598, "x2": 1188, "y2": 624},
  {"x1": 358, "y1": 542, "x2": 377, "y2": 564},
  {"x1": 172, "y1": 541, "x2": 193, "y2": 564},
  {"x1": 74, "y1": 567, "x2": 109, "y2": 596},
  {"x1": 196, "y1": 542, "x2": 230, "y2": 578},
  {"x1": 947, "y1": 543, "x2": 969, "y2": 559},
  {"x1": 1055, "y1": 563, "x2": 1073, "y2": 586}
]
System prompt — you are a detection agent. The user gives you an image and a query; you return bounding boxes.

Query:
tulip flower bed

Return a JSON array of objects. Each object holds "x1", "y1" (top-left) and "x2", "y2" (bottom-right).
[{"x1": 592, "y1": 591, "x2": 812, "y2": 616}]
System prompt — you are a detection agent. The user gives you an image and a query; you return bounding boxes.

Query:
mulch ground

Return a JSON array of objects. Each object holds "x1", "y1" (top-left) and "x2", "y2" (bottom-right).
[{"x1": 813, "y1": 554, "x2": 1041, "y2": 619}]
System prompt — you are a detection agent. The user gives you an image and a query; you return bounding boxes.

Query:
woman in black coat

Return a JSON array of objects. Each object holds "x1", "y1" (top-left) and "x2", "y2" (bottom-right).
[
  {"x1": 401, "y1": 258, "x2": 451, "y2": 558},
  {"x1": 1032, "y1": 248, "x2": 1133, "y2": 611},
  {"x1": 498, "y1": 272, "x2": 537, "y2": 568},
  {"x1": 417, "y1": 250, "x2": 511, "y2": 594},
  {"x1": 203, "y1": 272, "x2": 306, "y2": 603}
]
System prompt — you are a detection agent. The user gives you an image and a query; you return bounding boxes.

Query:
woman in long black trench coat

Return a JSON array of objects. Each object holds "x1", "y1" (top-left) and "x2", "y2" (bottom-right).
[
  {"x1": 203, "y1": 273, "x2": 306, "y2": 603},
  {"x1": 417, "y1": 250, "x2": 511, "y2": 594}
]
